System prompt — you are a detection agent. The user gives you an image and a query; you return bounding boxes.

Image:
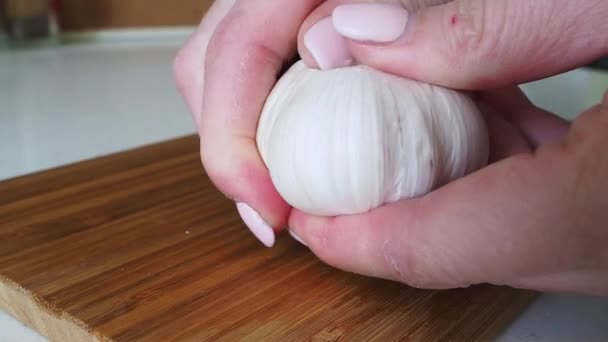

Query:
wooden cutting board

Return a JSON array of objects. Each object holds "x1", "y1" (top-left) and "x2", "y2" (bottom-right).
[{"x1": 0, "y1": 135, "x2": 537, "y2": 341}]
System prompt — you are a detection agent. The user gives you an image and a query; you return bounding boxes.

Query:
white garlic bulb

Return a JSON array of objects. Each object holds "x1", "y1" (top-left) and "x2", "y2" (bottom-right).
[{"x1": 257, "y1": 61, "x2": 489, "y2": 216}]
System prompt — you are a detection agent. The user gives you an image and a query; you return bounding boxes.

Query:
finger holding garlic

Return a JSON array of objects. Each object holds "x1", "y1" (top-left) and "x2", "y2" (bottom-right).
[{"x1": 257, "y1": 61, "x2": 489, "y2": 216}]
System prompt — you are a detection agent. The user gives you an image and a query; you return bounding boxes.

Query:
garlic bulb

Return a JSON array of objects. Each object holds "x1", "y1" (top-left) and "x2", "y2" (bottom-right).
[{"x1": 257, "y1": 61, "x2": 489, "y2": 216}]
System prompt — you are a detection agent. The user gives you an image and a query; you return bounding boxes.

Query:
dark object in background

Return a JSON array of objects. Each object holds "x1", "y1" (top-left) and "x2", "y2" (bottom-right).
[
  {"x1": 0, "y1": 1, "x2": 5, "y2": 33},
  {"x1": 588, "y1": 57, "x2": 608, "y2": 71},
  {"x1": 2, "y1": 0, "x2": 58, "y2": 43},
  {"x1": 56, "y1": 0, "x2": 212, "y2": 31}
]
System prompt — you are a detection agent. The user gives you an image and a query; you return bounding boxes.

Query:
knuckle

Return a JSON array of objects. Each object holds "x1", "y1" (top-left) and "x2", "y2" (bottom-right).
[
  {"x1": 380, "y1": 210, "x2": 470, "y2": 288},
  {"x1": 199, "y1": 149, "x2": 247, "y2": 203},
  {"x1": 205, "y1": 19, "x2": 232, "y2": 69},
  {"x1": 207, "y1": 9, "x2": 283, "y2": 74},
  {"x1": 204, "y1": 7, "x2": 252, "y2": 70},
  {"x1": 306, "y1": 218, "x2": 359, "y2": 272},
  {"x1": 568, "y1": 104, "x2": 608, "y2": 157},
  {"x1": 199, "y1": 0, "x2": 241, "y2": 66},
  {"x1": 573, "y1": 105, "x2": 608, "y2": 136},
  {"x1": 382, "y1": 237, "x2": 434, "y2": 288},
  {"x1": 442, "y1": 0, "x2": 502, "y2": 69},
  {"x1": 199, "y1": 141, "x2": 234, "y2": 189},
  {"x1": 307, "y1": 218, "x2": 336, "y2": 259}
]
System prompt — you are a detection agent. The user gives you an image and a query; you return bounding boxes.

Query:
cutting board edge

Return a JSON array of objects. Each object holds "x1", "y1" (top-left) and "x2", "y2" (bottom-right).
[{"x1": 0, "y1": 274, "x2": 104, "y2": 341}]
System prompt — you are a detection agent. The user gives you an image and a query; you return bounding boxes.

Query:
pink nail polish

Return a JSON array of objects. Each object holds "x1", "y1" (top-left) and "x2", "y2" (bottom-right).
[
  {"x1": 333, "y1": 4, "x2": 409, "y2": 43},
  {"x1": 289, "y1": 230, "x2": 307, "y2": 247},
  {"x1": 236, "y1": 203, "x2": 275, "y2": 247},
  {"x1": 304, "y1": 17, "x2": 353, "y2": 70}
]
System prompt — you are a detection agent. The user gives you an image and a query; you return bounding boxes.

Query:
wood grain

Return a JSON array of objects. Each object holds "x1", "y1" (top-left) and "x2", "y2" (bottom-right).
[
  {"x1": 0, "y1": 135, "x2": 538, "y2": 341},
  {"x1": 57, "y1": 0, "x2": 214, "y2": 31}
]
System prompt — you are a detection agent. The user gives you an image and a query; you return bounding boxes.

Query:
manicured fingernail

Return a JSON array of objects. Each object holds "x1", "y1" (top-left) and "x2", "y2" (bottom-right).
[
  {"x1": 289, "y1": 230, "x2": 308, "y2": 247},
  {"x1": 236, "y1": 202, "x2": 275, "y2": 247},
  {"x1": 304, "y1": 17, "x2": 353, "y2": 70},
  {"x1": 333, "y1": 3, "x2": 409, "y2": 43}
]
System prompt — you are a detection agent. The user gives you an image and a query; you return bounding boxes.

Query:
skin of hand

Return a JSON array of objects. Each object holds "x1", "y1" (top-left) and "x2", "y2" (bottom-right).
[{"x1": 174, "y1": 0, "x2": 608, "y2": 294}]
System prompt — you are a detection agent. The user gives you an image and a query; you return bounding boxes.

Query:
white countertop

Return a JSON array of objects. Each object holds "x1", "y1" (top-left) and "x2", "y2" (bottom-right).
[{"x1": 1, "y1": 30, "x2": 607, "y2": 341}]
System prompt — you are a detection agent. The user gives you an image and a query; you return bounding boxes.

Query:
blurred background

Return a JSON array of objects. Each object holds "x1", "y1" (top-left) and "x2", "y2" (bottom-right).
[
  {"x1": 0, "y1": 0, "x2": 212, "y2": 182},
  {"x1": 0, "y1": 0, "x2": 607, "y2": 182},
  {"x1": 0, "y1": 1, "x2": 607, "y2": 342},
  {"x1": 0, "y1": 0, "x2": 209, "y2": 36}
]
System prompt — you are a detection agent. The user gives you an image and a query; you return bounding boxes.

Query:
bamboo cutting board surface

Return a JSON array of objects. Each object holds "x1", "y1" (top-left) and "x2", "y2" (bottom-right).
[{"x1": 0, "y1": 136, "x2": 537, "y2": 341}]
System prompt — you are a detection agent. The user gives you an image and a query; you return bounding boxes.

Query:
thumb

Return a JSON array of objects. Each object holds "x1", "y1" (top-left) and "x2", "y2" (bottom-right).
[{"x1": 331, "y1": 0, "x2": 608, "y2": 89}]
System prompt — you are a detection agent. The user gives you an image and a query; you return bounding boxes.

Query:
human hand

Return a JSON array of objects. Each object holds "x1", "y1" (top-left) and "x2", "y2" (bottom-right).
[
  {"x1": 173, "y1": 0, "x2": 450, "y2": 247},
  {"x1": 174, "y1": 0, "x2": 328, "y2": 247},
  {"x1": 288, "y1": 0, "x2": 608, "y2": 295}
]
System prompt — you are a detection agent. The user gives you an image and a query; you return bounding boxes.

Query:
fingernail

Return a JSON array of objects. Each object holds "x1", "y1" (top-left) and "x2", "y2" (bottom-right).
[
  {"x1": 236, "y1": 202, "x2": 275, "y2": 248},
  {"x1": 303, "y1": 17, "x2": 353, "y2": 70},
  {"x1": 333, "y1": 3, "x2": 409, "y2": 43},
  {"x1": 288, "y1": 230, "x2": 308, "y2": 247}
]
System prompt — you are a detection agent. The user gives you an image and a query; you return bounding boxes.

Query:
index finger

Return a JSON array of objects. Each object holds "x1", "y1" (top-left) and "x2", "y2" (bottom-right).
[{"x1": 201, "y1": 0, "x2": 324, "y2": 245}]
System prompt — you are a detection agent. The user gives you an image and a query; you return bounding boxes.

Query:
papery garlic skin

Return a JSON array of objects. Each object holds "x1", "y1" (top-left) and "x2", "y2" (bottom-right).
[{"x1": 257, "y1": 61, "x2": 489, "y2": 216}]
